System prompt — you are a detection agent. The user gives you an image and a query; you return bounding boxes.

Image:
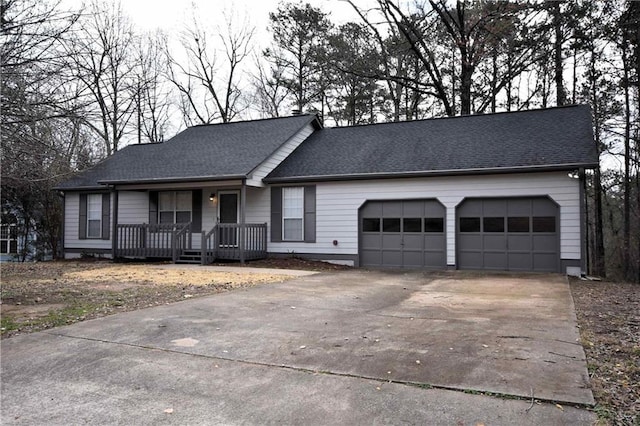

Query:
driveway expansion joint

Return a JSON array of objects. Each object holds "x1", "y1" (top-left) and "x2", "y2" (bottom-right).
[{"x1": 43, "y1": 330, "x2": 595, "y2": 409}]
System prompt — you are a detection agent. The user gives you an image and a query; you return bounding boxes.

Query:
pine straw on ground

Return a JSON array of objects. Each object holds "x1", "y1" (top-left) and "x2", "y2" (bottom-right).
[{"x1": 570, "y1": 279, "x2": 640, "y2": 425}]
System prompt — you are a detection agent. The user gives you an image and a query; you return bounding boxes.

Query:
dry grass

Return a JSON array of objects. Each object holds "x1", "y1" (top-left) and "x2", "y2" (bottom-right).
[{"x1": 0, "y1": 261, "x2": 292, "y2": 338}]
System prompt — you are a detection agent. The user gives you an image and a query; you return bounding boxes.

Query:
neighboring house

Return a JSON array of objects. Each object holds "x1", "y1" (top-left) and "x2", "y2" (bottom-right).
[
  {"x1": 0, "y1": 222, "x2": 39, "y2": 262},
  {"x1": 0, "y1": 223, "x2": 19, "y2": 261},
  {"x1": 55, "y1": 105, "x2": 598, "y2": 275}
]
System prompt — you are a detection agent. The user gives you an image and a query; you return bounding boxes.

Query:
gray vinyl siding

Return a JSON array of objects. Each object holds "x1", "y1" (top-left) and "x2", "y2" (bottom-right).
[
  {"x1": 64, "y1": 192, "x2": 113, "y2": 251},
  {"x1": 258, "y1": 172, "x2": 582, "y2": 268}
]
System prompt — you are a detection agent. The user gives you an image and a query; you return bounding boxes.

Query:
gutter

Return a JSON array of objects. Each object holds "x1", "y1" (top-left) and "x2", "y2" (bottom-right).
[
  {"x1": 264, "y1": 163, "x2": 600, "y2": 184},
  {"x1": 97, "y1": 174, "x2": 247, "y2": 186}
]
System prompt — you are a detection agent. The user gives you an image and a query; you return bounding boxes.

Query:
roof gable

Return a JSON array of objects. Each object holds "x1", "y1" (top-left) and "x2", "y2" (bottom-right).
[
  {"x1": 56, "y1": 114, "x2": 319, "y2": 189},
  {"x1": 266, "y1": 105, "x2": 598, "y2": 182}
]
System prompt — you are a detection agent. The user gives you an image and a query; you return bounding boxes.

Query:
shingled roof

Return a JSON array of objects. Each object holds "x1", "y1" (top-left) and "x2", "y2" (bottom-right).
[
  {"x1": 56, "y1": 114, "x2": 319, "y2": 189},
  {"x1": 266, "y1": 105, "x2": 598, "y2": 183}
]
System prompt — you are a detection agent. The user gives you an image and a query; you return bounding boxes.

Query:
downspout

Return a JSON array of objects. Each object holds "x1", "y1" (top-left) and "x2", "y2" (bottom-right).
[{"x1": 579, "y1": 168, "x2": 587, "y2": 276}]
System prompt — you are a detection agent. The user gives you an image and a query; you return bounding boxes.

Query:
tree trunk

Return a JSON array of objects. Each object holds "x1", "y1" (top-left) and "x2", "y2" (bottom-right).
[
  {"x1": 490, "y1": 48, "x2": 498, "y2": 113},
  {"x1": 622, "y1": 42, "x2": 631, "y2": 281},
  {"x1": 593, "y1": 166, "x2": 606, "y2": 277},
  {"x1": 552, "y1": 1, "x2": 566, "y2": 106}
]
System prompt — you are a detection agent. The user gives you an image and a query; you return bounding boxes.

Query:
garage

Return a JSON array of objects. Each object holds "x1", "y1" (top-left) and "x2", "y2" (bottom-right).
[
  {"x1": 456, "y1": 197, "x2": 559, "y2": 272},
  {"x1": 359, "y1": 200, "x2": 446, "y2": 268}
]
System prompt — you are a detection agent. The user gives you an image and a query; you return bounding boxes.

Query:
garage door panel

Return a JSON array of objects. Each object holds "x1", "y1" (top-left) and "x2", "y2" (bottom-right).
[
  {"x1": 483, "y1": 199, "x2": 508, "y2": 216},
  {"x1": 382, "y1": 234, "x2": 402, "y2": 246},
  {"x1": 361, "y1": 202, "x2": 382, "y2": 217},
  {"x1": 459, "y1": 252, "x2": 482, "y2": 269},
  {"x1": 424, "y1": 234, "x2": 445, "y2": 249},
  {"x1": 532, "y1": 199, "x2": 557, "y2": 215},
  {"x1": 458, "y1": 200, "x2": 481, "y2": 216},
  {"x1": 361, "y1": 234, "x2": 381, "y2": 249},
  {"x1": 483, "y1": 235, "x2": 506, "y2": 250},
  {"x1": 359, "y1": 199, "x2": 446, "y2": 269},
  {"x1": 424, "y1": 202, "x2": 445, "y2": 217},
  {"x1": 533, "y1": 253, "x2": 557, "y2": 271},
  {"x1": 457, "y1": 197, "x2": 559, "y2": 273},
  {"x1": 508, "y1": 235, "x2": 532, "y2": 251},
  {"x1": 403, "y1": 234, "x2": 423, "y2": 248},
  {"x1": 424, "y1": 252, "x2": 446, "y2": 268},
  {"x1": 458, "y1": 234, "x2": 481, "y2": 250},
  {"x1": 533, "y1": 235, "x2": 556, "y2": 251},
  {"x1": 507, "y1": 199, "x2": 532, "y2": 215},
  {"x1": 402, "y1": 201, "x2": 424, "y2": 216},
  {"x1": 403, "y1": 251, "x2": 423, "y2": 268},
  {"x1": 508, "y1": 253, "x2": 533, "y2": 270},
  {"x1": 361, "y1": 250, "x2": 382, "y2": 266},
  {"x1": 484, "y1": 252, "x2": 507, "y2": 269},
  {"x1": 383, "y1": 203, "x2": 402, "y2": 216},
  {"x1": 382, "y1": 250, "x2": 402, "y2": 266}
]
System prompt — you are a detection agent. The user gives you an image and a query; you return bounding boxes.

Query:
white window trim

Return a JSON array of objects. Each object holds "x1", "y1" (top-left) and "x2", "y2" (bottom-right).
[
  {"x1": 86, "y1": 193, "x2": 102, "y2": 239},
  {"x1": 282, "y1": 187, "x2": 304, "y2": 242},
  {"x1": 158, "y1": 191, "x2": 192, "y2": 224}
]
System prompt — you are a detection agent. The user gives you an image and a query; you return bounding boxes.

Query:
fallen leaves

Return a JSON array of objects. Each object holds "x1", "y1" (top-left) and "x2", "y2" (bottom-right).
[{"x1": 570, "y1": 279, "x2": 640, "y2": 424}]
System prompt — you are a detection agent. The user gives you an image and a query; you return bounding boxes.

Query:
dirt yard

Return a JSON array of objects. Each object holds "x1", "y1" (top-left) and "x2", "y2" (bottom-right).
[
  {"x1": 570, "y1": 279, "x2": 639, "y2": 425},
  {"x1": 0, "y1": 260, "x2": 315, "y2": 338}
]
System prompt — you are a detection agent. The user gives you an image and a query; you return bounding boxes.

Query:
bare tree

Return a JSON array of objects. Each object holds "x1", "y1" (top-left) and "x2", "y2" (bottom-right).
[
  {"x1": 68, "y1": 0, "x2": 137, "y2": 155},
  {"x1": 133, "y1": 31, "x2": 172, "y2": 143},
  {"x1": 1, "y1": 0, "x2": 89, "y2": 259},
  {"x1": 349, "y1": 0, "x2": 542, "y2": 116},
  {"x1": 166, "y1": 12, "x2": 254, "y2": 125},
  {"x1": 252, "y1": 55, "x2": 289, "y2": 118}
]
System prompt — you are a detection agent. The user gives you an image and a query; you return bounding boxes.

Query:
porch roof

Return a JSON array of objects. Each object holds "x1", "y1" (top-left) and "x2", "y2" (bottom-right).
[{"x1": 56, "y1": 114, "x2": 320, "y2": 190}]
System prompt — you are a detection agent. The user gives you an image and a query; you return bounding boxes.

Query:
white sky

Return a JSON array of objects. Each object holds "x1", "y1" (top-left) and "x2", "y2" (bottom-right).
[{"x1": 119, "y1": 0, "x2": 365, "y2": 42}]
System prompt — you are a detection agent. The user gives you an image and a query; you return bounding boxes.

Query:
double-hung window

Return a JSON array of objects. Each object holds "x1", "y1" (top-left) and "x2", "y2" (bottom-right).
[
  {"x1": 282, "y1": 187, "x2": 304, "y2": 241},
  {"x1": 159, "y1": 191, "x2": 192, "y2": 224},
  {"x1": 86, "y1": 194, "x2": 103, "y2": 238}
]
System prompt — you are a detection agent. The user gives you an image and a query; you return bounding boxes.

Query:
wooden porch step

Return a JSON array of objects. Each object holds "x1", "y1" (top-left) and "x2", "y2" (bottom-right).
[
  {"x1": 175, "y1": 259, "x2": 202, "y2": 264},
  {"x1": 175, "y1": 249, "x2": 218, "y2": 264},
  {"x1": 176, "y1": 250, "x2": 202, "y2": 264}
]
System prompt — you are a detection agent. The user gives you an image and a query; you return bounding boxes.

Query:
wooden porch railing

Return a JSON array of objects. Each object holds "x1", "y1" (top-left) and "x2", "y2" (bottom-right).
[
  {"x1": 115, "y1": 222, "x2": 267, "y2": 264},
  {"x1": 200, "y1": 223, "x2": 268, "y2": 264},
  {"x1": 115, "y1": 223, "x2": 192, "y2": 259},
  {"x1": 200, "y1": 226, "x2": 217, "y2": 265}
]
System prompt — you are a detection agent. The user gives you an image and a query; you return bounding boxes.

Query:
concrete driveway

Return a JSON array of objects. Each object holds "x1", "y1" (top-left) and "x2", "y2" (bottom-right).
[{"x1": 1, "y1": 269, "x2": 595, "y2": 425}]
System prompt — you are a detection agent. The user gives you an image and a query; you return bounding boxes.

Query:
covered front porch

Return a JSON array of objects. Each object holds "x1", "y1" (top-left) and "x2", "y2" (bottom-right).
[{"x1": 110, "y1": 180, "x2": 268, "y2": 264}]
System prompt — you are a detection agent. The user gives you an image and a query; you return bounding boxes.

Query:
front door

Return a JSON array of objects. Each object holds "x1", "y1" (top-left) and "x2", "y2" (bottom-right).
[{"x1": 218, "y1": 191, "x2": 239, "y2": 246}]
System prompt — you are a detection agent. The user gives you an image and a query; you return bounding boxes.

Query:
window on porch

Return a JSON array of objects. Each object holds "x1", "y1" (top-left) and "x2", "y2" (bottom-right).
[{"x1": 159, "y1": 191, "x2": 192, "y2": 224}]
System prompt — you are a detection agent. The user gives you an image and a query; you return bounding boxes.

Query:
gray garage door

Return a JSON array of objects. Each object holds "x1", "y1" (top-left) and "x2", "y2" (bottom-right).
[
  {"x1": 360, "y1": 200, "x2": 446, "y2": 269},
  {"x1": 456, "y1": 197, "x2": 559, "y2": 272}
]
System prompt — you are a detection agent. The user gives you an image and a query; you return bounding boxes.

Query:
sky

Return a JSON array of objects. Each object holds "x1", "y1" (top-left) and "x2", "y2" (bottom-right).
[
  {"x1": 111, "y1": 0, "x2": 375, "y2": 127},
  {"x1": 118, "y1": 0, "x2": 366, "y2": 42}
]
